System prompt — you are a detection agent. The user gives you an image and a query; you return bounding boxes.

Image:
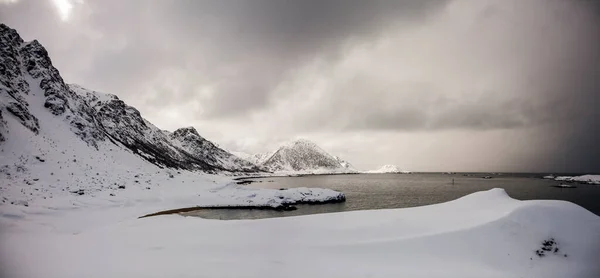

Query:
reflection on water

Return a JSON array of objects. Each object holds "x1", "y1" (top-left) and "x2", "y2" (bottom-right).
[{"x1": 182, "y1": 173, "x2": 600, "y2": 220}]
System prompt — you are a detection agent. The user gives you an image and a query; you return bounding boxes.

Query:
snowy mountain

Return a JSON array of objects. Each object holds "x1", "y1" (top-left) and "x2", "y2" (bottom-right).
[
  {"x1": 333, "y1": 156, "x2": 354, "y2": 170},
  {"x1": 166, "y1": 126, "x2": 259, "y2": 172},
  {"x1": 229, "y1": 150, "x2": 272, "y2": 166},
  {"x1": 0, "y1": 23, "x2": 260, "y2": 178},
  {"x1": 256, "y1": 139, "x2": 357, "y2": 174},
  {"x1": 365, "y1": 165, "x2": 410, "y2": 174}
]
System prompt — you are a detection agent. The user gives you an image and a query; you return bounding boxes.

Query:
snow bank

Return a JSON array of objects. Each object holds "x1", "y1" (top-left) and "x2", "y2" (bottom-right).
[
  {"x1": 1, "y1": 188, "x2": 599, "y2": 278},
  {"x1": 192, "y1": 185, "x2": 345, "y2": 209},
  {"x1": 554, "y1": 175, "x2": 600, "y2": 185}
]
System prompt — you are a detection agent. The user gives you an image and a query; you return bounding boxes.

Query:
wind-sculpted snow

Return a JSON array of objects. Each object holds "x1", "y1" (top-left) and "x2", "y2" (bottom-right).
[{"x1": 2, "y1": 188, "x2": 599, "y2": 278}]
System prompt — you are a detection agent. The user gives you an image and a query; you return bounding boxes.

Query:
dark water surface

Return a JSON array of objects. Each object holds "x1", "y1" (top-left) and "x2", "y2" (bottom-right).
[{"x1": 182, "y1": 173, "x2": 600, "y2": 219}]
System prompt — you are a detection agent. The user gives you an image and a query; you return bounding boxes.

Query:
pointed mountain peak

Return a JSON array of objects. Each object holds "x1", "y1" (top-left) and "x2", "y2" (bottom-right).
[
  {"x1": 0, "y1": 23, "x2": 24, "y2": 46},
  {"x1": 69, "y1": 84, "x2": 119, "y2": 103},
  {"x1": 172, "y1": 126, "x2": 201, "y2": 138},
  {"x1": 258, "y1": 138, "x2": 356, "y2": 173},
  {"x1": 281, "y1": 138, "x2": 320, "y2": 149}
]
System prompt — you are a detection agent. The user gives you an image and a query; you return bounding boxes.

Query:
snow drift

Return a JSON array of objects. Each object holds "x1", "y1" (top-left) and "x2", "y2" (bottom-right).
[{"x1": 1, "y1": 188, "x2": 599, "y2": 278}]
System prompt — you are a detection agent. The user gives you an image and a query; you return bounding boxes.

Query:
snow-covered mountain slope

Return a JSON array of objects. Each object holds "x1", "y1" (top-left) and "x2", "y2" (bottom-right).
[
  {"x1": 166, "y1": 126, "x2": 260, "y2": 172},
  {"x1": 234, "y1": 151, "x2": 273, "y2": 166},
  {"x1": 365, "y1": 164, "x2": 411, "y2": 174},
  {"x1": 0, "y1": 23, "x2": 274, "y2": 207},
  {"x1": 0, "y1": 23, "x2": 260, "y2": 175},
  {"x1": 69, "y1": 84, "x2": 260, "y2": 173},
  {"x1": 333, "y1": 155, "x2": 355, "y2": 171},
  {"x1": 257, "y1": 139, "x2": 357, "y2": 173}
]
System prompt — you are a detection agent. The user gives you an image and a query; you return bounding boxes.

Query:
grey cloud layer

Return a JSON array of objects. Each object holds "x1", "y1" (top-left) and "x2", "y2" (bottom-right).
[{"x1": 1, "y1": 0, "x2": 599, "y2": 172}]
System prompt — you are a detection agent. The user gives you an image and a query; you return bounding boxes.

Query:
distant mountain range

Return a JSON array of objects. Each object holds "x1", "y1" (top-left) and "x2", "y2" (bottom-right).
[
  {"x1": 234, "y1": 139, "x2": 357, "y2": 174},
  {"x1": 365, "y1": 165, "x2": 411, "y2": 174}
]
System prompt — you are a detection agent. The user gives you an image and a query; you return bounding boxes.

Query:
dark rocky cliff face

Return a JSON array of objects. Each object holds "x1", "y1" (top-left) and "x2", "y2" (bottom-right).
[{"x1": 1, "y1": 24, "x2": 39, "y2": 135}]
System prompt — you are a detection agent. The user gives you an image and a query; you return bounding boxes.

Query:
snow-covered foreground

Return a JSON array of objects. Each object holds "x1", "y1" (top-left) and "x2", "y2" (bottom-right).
[{"x1": 2, "y1": 188, "x2": 599, "y2": 278}]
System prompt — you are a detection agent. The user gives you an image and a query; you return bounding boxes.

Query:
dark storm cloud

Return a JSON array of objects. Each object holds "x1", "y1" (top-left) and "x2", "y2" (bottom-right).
[
  {"x1": 1, "y1": 0, "x2": 599, "y2": 172},
  {"x1": 280, "y1": 0, "x2": 600, "y2": 138},
  {"x1": 2, "y1": 0, "x2": 448, "y2": 117}
]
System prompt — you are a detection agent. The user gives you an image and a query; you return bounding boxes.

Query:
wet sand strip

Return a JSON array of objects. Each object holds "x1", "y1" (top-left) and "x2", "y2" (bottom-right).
[
  {"x1": 139, "y1": 205, "x2": 299, "y2": 218},
  {"x1": 139, "y1": 197, "x2": 346, "y2": 219}
]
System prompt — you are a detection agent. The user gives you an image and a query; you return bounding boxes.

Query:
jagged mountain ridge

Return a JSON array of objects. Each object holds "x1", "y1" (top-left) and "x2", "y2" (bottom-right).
[
  {"x1": 256, "y1": 139, "x2": 357, "y2": 173},
  {"x1": 232, "y1": 151, "x2": 273, "y2": 166},
  {"x1": 166, "y1": 126, "x2": 258, "y2": 171},
  {"x1": 0, "y1": 23, "x2": 259, "y2": 174},
  {"x1": 0, "y1": 24, "x2": 102, "y2": 147}
]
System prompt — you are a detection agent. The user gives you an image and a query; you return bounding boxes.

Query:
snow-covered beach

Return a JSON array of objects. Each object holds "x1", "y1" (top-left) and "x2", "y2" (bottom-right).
[{"x1": 2, "y1": 186, "x2": 600, "y2": 278}]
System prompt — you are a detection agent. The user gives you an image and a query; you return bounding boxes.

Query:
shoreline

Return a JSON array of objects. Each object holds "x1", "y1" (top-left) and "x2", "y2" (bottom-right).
[{"x1": 139, "y1": 196, "x2": 347, "y2": 218}]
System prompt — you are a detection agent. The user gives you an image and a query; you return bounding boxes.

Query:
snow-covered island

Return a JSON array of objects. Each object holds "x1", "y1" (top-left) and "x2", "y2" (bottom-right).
[
  {"x1": 1, "y1": 24, "x2": 600, "y2": 278},
  {"x1": 365, "y1": 164, "x2": 411, "y2": 174},
  {"x1": 235, "y1": 139, "x2": 359, "y2": 175},
  {"x1": 554, "y1": 175, "x2": 600, "y2": 185},
  {"x1": 544, "y1": 174, "x2": 600, "y2": 185}
]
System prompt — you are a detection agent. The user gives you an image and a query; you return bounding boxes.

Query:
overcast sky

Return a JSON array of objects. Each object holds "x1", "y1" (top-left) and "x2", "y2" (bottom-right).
[{"x1": 2, "y1": 0, "x2": 599, "y2": 172}]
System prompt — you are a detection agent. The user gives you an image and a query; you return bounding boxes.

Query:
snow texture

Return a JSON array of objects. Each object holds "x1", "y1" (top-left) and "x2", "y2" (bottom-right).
[{"x1": 1, "y1": 188, "x2": 599, "y2": 278}]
